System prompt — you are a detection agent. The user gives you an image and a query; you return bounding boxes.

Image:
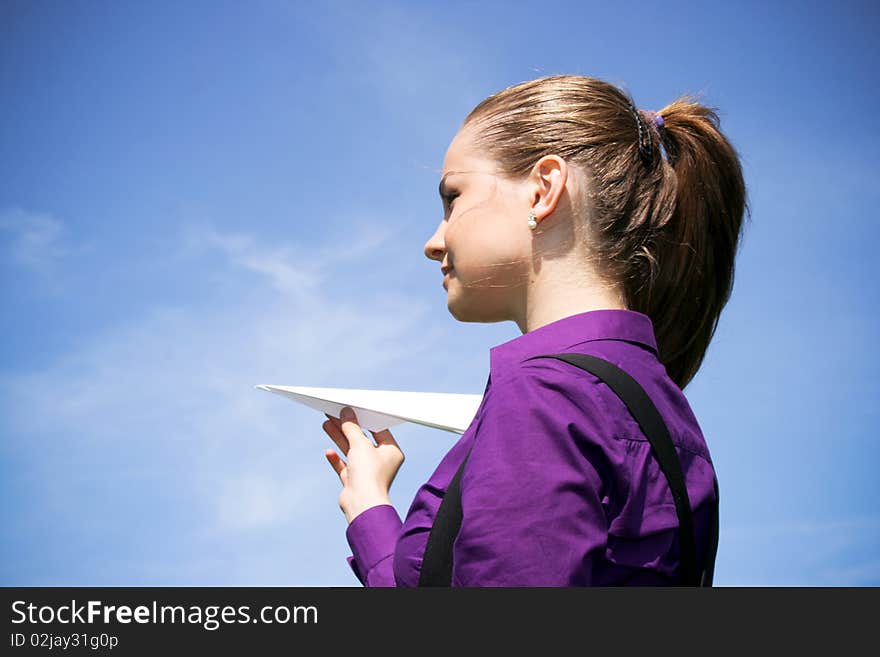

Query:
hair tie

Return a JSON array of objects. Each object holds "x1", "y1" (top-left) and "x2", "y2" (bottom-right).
[
  {"x1": 630, "y1": 104, "x2": 665, "y2": 166},
  {"x1": 648, "y1": 111, "x2": 665, "y2": 130}
]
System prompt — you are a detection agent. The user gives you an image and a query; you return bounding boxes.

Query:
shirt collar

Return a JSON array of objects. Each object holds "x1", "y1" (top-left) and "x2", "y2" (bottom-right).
[{"x1": 489, "y1": 308, "x2": 659, "y2": 375}]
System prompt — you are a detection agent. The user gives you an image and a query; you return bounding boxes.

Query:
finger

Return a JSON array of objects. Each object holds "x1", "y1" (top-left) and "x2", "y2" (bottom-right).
[
  {"x1": 323, "y1": 419, "x2": 350, "y2": 455},
  {"x1": 338, "y1": 407, "x2": 373, "y2": 449},
  {"x1": 325, "y1": 412, "x2": 351, "y2": 433},
  {"x1": 325, "y1": 449, "x2": 346, "y2": 478}
]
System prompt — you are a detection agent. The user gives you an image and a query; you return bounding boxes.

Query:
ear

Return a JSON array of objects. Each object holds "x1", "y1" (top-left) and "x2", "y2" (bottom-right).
[{"x1": 528, "y1": 155, "x2": 568, "y2": 223}]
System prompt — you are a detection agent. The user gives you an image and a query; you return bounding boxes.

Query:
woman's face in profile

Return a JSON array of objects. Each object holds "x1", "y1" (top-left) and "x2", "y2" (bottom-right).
[{"x1": 424, "y1": 126, "x2": 532, "y2": 323}]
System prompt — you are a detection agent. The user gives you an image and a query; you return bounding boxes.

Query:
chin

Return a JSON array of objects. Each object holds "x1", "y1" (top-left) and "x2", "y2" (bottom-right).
[{"x1": 446, "y1": 293, "x2": 506, "y2": 324}]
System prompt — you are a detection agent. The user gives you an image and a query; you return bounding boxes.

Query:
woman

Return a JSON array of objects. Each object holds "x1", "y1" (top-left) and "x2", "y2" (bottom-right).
[{"x1": 322, "y1": 74, "x2": 748, "y2": 586}]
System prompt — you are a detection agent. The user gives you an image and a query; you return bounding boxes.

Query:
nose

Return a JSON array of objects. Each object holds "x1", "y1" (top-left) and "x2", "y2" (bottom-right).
[{"x1": 424, "y1": 220, "x2": 446, "y2": 263}]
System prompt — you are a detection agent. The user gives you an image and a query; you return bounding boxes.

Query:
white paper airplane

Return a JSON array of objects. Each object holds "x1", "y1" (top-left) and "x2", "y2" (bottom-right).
[{"x1": 255, "y1": 384, "x2": 484, "y2": 435}]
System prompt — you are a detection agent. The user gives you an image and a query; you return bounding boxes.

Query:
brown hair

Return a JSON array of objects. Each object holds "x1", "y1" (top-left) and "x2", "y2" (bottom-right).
[{"x1": 463, "y1": 74, "x2": 750, "y2": 390}]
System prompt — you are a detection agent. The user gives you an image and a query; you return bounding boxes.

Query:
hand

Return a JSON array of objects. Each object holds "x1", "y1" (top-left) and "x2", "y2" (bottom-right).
[{"x1": 322, "y1": 406, "x2": 405, "y2": 524}]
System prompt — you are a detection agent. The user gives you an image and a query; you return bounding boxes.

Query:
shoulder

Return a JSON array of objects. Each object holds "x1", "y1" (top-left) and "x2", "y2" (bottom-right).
[
  {"x1": 510, "y1": 349, "x2": 713, "y2": 462},
  {"x1": 490, "y1": 353, "x2": 611, "y2": 407},
  {"x1": 473, "y1": 356, "x2": 621, "y2": 470},
  {"x1": 486, "y1": 356, "x2": 607, "y2": 419},
  {"x1": 485, "y1": 353, "x2": 622, "y2": 439},
  {"x1": 459, "y1": 356, "x2": 618, "y2": 508}
]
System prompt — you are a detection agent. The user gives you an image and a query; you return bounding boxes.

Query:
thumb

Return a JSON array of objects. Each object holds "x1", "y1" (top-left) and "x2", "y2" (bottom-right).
[{"x1": 370, "y1": 428, "x2": 400, "y2": 447}]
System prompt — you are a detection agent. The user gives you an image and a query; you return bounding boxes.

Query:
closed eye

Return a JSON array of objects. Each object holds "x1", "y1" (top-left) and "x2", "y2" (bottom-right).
[{"x1": 442, "y1": 192, "x2": 459, "y2": 211}]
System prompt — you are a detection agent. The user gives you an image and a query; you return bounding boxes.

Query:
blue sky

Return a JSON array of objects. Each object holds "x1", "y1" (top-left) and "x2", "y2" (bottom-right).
[{"x1": 1, "y1": 0, "x2": 877, "y2": 586}]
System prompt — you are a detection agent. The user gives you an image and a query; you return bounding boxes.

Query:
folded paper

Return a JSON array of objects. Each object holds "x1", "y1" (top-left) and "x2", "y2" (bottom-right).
[{"x1": 255, "y1": 384, "x2": 483, "y2": 435}]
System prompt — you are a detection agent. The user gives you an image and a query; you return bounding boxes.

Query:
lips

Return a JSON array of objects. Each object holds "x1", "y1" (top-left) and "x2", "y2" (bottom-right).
[{"x1": 442, "y1": 267, "x2": 454, "y2": 288}]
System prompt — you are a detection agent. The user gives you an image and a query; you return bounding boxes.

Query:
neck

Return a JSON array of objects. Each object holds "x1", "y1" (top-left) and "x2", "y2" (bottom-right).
[{"x1": 514, "y1": 264, "x2": 627, "y2": 334}]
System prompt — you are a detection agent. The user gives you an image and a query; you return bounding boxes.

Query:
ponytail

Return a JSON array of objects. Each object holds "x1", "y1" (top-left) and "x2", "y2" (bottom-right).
[{"x1": 631, "y1": 95, "x2": 749, "y2": 388}]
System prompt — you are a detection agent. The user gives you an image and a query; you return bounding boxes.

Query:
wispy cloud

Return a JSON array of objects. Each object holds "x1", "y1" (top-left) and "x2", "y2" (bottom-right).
[
  {"x1": 0, "y1": 216, "x2": 447, "y2": 583},
  {"x1": 178, "y1": 220, "x2": 402, "y2": 296},
  {"x1": 0, "y1": 206, "x2": 79, "y2": 276}
]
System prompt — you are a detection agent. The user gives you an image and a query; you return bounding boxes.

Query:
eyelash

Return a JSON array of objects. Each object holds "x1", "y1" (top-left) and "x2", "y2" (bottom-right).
[{"x1": 443, "y1": 192, "x2": 459, "y2": 209}]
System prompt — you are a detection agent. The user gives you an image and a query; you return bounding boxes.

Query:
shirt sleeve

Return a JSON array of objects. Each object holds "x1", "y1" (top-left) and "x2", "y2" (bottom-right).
[
  {"x1": 452, "y1": 361, "x2": 610, "y2": 586},
  {"x1": 344, "y1": 503, "x2": 403, "y2": 587}
]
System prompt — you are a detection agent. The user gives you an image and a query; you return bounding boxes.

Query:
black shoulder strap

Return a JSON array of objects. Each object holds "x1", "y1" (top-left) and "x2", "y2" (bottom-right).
[
  {"x1": 418, "y1": 444, "x2": 473, "y2": 587},
  {"x1": 702, "y1": 475, "x2": 720, "y2": 587},
  {"x1": 418, "y1": 352, "x2": 719, "y2": 586}
]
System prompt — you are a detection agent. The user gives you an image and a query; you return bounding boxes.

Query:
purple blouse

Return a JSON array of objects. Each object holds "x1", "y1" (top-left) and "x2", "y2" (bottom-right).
[{"x1": 345, "y1": 309, "x2": 718, "y2": 586}]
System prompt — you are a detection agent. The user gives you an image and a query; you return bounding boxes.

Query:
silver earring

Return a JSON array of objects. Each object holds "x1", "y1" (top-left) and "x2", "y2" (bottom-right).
[{"x1": 528, "y1": 210, "x2": 537, "y2": 230}]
